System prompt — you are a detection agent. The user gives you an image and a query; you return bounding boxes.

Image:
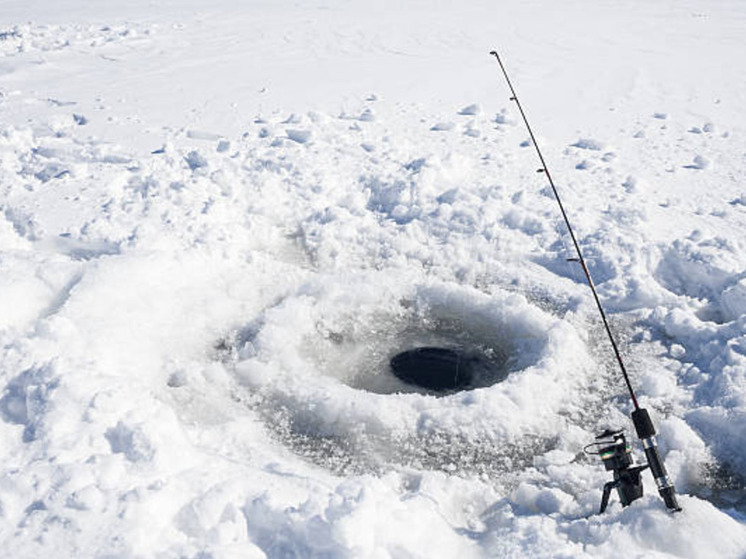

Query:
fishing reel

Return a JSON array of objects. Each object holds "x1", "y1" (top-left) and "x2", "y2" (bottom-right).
[{"x1": 585, "y1": 429, "x2": 648, "y2": 513}]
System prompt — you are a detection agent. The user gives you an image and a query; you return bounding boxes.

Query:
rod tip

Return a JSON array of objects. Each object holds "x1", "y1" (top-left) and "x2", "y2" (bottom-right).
[{"x1": 489, "y1": 50, "x2": 498, "y2": 57}]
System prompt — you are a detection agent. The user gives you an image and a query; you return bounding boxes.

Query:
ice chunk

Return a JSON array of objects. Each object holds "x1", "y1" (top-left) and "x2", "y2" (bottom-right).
[
  {"x1": 185, "y1": 150, "x2": 208, "y2": 170},
  {"x1": 430, "y1": 122, "x2": 455, "y2": 131},
  {"x1": 571, "y1": 138, "x2": 605, "y2": 151},
  {"x1": 690, "y1": 154, "x2": 710, "y2": 169},
  {"x1": 458, "y1": 104, "x2": 481, "y2": 116},
  {"x1": 286, "y1": 129, "x2": 312, "y2": 143}
]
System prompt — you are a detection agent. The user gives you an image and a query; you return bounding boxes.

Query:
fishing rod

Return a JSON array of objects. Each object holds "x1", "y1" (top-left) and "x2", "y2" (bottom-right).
[{"x1": 489, "y1": 50, "x2": 681, "y2": 514}]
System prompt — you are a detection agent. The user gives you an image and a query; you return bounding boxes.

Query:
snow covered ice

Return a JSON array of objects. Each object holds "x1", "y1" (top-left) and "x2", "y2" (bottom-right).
[{"x1": 1, "y1": 1, "x2": 746, "y2": 557}]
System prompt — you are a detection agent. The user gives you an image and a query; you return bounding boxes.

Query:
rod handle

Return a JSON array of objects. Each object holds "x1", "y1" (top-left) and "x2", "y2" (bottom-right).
[{"x1": 631, "y1": 409, "x2": 682, "y2": 512}]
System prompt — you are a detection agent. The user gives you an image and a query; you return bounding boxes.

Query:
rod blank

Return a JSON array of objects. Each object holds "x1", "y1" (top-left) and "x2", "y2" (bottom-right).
[{"x1": 488, "y1": 50, "x2": 638, "y2": 409}]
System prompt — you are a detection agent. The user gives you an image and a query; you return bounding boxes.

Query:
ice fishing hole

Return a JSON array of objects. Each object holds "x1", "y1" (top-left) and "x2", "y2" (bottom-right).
[
  {"x1": 230, "y1": 279, "x2": 550, "y2": 397},
  {"x1": 226, "y1": 277, "x2": 577, "y2": 477},
  {"x1": 317, "y1": 300, "x2": 525, "y2": 396}
]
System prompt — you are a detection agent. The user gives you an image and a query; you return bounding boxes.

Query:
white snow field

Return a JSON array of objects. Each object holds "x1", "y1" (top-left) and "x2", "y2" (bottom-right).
[{"x1": 2, "y1": 0, "x2": 746, "y2": 557}]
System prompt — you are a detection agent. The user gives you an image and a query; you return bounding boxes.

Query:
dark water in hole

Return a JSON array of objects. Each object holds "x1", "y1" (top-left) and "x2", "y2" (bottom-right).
[{"x1": 390, "y1": 347, "x2": 493, "y2": 392}]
